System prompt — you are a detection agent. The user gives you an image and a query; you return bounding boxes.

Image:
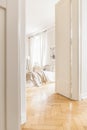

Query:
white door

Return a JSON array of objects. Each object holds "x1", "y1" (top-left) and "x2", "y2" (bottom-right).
[
  {"x1": 55, "y1": 0, "x2": 71, "y2": 98},
  {"x1": 0, "y1": 7, "x2": 6, "y2": 130}
]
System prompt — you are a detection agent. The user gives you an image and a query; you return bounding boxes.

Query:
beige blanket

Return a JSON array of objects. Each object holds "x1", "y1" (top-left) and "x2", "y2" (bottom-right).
[{"x1": 26, "y1": 70, "x2": 48, "y2": 87}]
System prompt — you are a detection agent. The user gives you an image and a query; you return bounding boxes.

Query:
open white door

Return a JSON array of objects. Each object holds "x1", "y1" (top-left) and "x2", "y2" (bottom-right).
[{"x1": 55, "y1": 0, "x2": 71, "y2": 98}]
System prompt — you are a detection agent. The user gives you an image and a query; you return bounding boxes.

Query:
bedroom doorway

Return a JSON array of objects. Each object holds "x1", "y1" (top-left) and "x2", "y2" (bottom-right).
[
  {"x1": 24, "y1": 0, "x2": 56, "y2": 127},
  {"x1": 26, "y1": 28, "x2": 56, "y2": 91},
  {"x1": 22, "y1": 0, "x2": 79, "y2": 128},
  {"x1": 5, "y1": 0, "x2": 81, "y2": 129},
  {"x1": 25, "y1": 0, "x2": 56, "y2": 103},
  {"x1": 25, "y1": 29, "x2": 56, "y2": 119}
]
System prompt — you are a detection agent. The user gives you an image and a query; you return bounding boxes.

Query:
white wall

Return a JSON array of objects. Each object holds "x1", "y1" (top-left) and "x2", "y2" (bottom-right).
[
  {"x1": 0, "y1": 0, "x2": 6, "y2": 8},
  {"x1": 26, "y1": 37, "x2": 29, "y2": 60},
  {"x1": 0, "y1": 7, "x2": 6, "y2": 130},
  {"x1": 47, "y1": 27, "x2": 55, "y2": 47},
  {"x1": 47, "y1": 27, "x2": 55, "y2": 70},
  {"x1": 26, "y1": 0, "x2": 58, "y2": 34},
  {"x1": 81, "y1": 0, "x2": 87, "y2": 99}
]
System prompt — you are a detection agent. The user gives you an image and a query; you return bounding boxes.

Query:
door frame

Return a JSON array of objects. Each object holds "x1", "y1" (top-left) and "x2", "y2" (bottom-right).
[
  {"x1": 6, "y1": 0, "x2": 82, "y2": 130},
  {"x1": 71, "y1": 0, "x2": 81, "y2": 100},
  {"x1": 0, "y1": 4, "x2": 6, "y2": 130},
  {"x1": 6, "y1": 0, "x2": 21, "y2": 129},
  {"x1": 6, "y1": 0, "x2": 26, "y2": 130}
]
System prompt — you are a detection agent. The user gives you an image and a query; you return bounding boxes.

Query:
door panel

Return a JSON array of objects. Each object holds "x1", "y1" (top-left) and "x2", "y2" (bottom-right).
[
  {"x1": 55, "y1": 0, "x2": 71, "y2": 98},
  {"x1": 0, "y1": 8, "x2": 5, "y2": 130}
]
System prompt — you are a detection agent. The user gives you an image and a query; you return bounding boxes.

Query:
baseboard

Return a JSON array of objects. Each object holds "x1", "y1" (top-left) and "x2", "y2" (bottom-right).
[
  {"x1": 21, "y1": 113, "x2": 26, "y2": 124},
  {"x1": 81, "y1": 92, "x2": 87, "y2": 99}
]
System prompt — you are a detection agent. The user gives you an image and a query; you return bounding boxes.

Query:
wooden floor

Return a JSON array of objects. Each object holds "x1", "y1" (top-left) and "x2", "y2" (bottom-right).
[{"x1": 21, "y1": 83, "x2": 87, "y2": 130}]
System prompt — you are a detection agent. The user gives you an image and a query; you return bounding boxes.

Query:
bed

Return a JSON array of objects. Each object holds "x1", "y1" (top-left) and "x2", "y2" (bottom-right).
[
  {"x1": 26, "y1": 65, "x2": 55, "y2": 87},
  {"x1": 43, "y1": 71, "x2": 55, "y2": 82}
]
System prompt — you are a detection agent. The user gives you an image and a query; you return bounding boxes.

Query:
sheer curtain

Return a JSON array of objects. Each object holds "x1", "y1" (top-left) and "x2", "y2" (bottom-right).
[{"x1": 29, "y1": 31, "x2": 48, "y2": 67}]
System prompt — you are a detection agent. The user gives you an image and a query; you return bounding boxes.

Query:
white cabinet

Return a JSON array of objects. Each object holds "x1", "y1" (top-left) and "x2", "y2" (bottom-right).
[{"x1": 0, "y1": 7, "x2": 6, "y2": 130}]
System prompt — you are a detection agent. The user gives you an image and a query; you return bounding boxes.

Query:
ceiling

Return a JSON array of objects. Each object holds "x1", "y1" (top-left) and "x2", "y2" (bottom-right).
[{"x1": 26, "y1": 0, "x2": 59, "y2": 34}]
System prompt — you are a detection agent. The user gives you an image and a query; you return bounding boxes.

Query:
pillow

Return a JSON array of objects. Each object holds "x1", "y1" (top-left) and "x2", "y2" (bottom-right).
[
  {"x1": 43, "y1": 65, "x2": 52, "y2": 71},
  {"x1": 33, "y1": 65, "x2": 42, "y2": 72}
]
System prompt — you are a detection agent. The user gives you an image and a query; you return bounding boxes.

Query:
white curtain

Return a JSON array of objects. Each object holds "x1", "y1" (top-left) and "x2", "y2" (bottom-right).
[{"x1": 29, "y1": 31, "x2": 48, "y2": 67}]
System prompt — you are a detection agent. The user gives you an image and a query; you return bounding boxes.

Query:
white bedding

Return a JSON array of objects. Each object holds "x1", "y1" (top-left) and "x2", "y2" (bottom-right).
[{"x1": 43, "y1": 71, "x2": 55, "y2": 82}]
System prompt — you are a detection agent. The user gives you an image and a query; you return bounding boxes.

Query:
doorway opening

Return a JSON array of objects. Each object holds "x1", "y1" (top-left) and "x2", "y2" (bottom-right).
[
  {"x1": 22, "y1": 0, "x2": 57, "y2": 128},
  {"x1": 25, "y1": 0, "x2": 57, "y2": 106},
  {"x1": 20, "y1": 0, "x2": 82, "y2": 129},
  {"x1": 26, "y1": 28, "x2": 56, "y2": 94}
]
